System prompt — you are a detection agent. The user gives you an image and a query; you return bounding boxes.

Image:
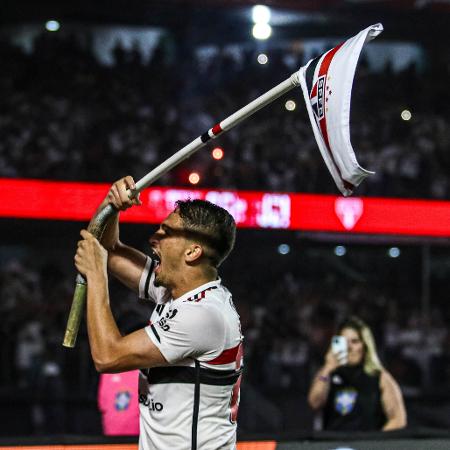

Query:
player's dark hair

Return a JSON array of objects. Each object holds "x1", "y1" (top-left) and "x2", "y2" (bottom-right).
[{"x1": 175, "y1": 199, "x2": 236, "y2": 267}]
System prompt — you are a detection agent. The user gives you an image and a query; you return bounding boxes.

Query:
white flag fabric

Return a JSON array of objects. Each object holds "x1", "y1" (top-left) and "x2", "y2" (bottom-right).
[{"x1": 298, "y1": 23, "x2": 383, "y2": 196}]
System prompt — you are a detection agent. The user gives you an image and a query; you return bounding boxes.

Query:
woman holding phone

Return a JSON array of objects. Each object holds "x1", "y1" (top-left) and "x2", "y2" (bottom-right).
[{"x1": 308, "y1": 316, "x2": 407, "y2": 431}]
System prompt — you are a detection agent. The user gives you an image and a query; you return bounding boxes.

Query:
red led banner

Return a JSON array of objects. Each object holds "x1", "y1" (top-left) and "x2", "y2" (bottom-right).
[{"x1": 1, "y1": 178, "x2": 450, "y2": 237}]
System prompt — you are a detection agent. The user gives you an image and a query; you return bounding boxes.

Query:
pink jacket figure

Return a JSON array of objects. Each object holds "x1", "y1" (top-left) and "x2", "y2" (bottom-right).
[{"x1": 98, "y1": 370, "x2": 140, "y2": 435}]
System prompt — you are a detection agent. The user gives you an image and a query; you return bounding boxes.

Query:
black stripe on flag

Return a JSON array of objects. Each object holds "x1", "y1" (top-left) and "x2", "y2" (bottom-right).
[
  {"x1": 150, "y1": 324, "x2": 161, "y2": 342},
  {"x1": 305, "y1": 54, "x2": 322, "y2": 94}
]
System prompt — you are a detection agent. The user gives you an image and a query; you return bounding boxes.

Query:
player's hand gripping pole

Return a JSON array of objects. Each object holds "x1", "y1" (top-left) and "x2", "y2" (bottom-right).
[{"x1": 62, "y1": 72, "x2": 300, "y2": 348}]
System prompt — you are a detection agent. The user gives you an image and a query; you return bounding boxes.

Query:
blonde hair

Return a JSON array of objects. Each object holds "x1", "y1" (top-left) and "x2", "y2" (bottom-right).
[{"x1": 339, "y1": 316, "x2": 383, "y2": 376}]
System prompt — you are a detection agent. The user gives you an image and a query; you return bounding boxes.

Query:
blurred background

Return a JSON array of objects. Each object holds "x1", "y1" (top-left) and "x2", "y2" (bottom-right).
[{"x1": 0, "y1": 0, "x2": 449, "y2": 439}]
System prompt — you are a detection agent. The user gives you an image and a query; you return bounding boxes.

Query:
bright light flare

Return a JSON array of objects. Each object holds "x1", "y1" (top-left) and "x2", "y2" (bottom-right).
[
  {"x1": 188, "y1": 172, "x2": 200, "y2": 185},
  {"x1": 212, "y1": 147, "x2": 224, "y2": 160},
  {"x1": 252, "y1": 5, "x2": 271, "y2": 24},
  {"x1": 334, "y1": 245, "x2": 346, "y2": 256},
  {"x1": 278, "y1": 244, "x2": 290, "y2": 255},
  {"x1": 257, "y1": 53, "x2": 268, "y2": 65},
  {"x1": 388, "y1": 247, "x2": 401, "y2": 258},
  {"x1": 45, "y1": 20, "x2": 60, "y2": 32},
  {"x1": 401, "y1": 110, "x2": 412, "y2": 121},
  {"x1": 252, "y1": 23, "x2": 272, "y2": 40},
  {"x1": 285, "y1": 100, "x2": 296, "y2": 111}
]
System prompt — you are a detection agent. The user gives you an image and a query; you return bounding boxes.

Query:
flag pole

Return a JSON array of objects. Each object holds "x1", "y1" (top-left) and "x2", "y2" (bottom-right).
[{"x1": 135, "y1": 72, "x2": 300, "y2": 192}]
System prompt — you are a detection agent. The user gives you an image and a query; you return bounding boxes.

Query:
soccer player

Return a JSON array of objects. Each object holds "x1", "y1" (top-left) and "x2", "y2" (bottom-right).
[{"x1": 75, "y1": 176, "x2": 243, "y2": 450}]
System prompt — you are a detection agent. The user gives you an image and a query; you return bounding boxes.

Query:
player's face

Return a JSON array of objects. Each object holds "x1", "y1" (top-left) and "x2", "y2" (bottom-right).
[
  {"x1": 341, "y1": 327, "x2": 365, "y2": 366},
  {"x1": 149, "y1": 211, "x2": 190, "y2": 289}
]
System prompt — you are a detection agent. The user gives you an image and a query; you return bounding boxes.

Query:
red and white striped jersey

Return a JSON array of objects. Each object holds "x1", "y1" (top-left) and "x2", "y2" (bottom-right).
[{"x1": 137, "y1": 256, "x2": 243, "y2": 450}]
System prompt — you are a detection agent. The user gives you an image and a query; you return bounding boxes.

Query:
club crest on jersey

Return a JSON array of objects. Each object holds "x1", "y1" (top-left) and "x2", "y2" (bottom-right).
[
  {"x1": 334, "y1": 388, "x2": 358, "y2": 415},
  {"x1": 115, "y1": 390, "x2": 131, "y2": 411},
  {"x1": 310, "y1": 75, "x2": 326, "y2": 121}
]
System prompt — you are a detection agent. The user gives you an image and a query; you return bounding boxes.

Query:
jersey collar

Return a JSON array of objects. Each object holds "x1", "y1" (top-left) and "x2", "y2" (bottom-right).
[{"x1": 174, "y1": 278, "x2": 222, "y2": 303}]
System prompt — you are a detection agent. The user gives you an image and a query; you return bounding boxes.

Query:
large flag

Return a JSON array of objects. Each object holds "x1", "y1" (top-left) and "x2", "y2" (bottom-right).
[{"x1": 298, "y1": 23, "x2": 383, "y2": 196}]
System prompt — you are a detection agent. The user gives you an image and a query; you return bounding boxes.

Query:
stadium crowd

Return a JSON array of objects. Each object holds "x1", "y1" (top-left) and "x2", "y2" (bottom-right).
[
  {"x1": 1, "y1": 238, "x2": 449, "y2": 434},
  {"x1": 0, "y1": 31, "x2": 449, "y2": 198},
  {"x1": 0, "y1": 30, "x2": 449, "y2": 436}
]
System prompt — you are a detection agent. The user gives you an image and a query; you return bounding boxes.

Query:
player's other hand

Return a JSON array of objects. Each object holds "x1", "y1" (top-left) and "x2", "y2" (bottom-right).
[
  {"x1": 75, "y1": 230, "x2": 108, "y2": 280},
  {"x1": 106, "y1": 176, "x2": 142, "y2": 211}
]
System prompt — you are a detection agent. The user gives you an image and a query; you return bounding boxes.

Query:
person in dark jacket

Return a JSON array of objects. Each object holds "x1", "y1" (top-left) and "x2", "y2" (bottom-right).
[{"x1": 308, "y1": 316, "x2": 407, "y2": 431}]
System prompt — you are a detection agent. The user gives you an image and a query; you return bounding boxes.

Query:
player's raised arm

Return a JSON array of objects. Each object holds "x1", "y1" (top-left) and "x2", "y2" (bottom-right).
[{"x1": 93, "y1": 176, "x2": 148, "y2": 293}]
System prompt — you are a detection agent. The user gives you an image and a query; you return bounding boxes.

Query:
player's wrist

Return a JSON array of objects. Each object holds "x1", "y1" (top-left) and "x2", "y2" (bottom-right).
[{"x1": 86, "y1": 268, "x2": 108, "y2": 286}]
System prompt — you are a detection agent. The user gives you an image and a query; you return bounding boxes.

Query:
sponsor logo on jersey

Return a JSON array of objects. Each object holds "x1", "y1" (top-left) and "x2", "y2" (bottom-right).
[
  {"x1": 115, "y1": 390, "x2": 132, "y2": 411},
  {"x1": 157, "y1": 308, "x2": 178, "y2": 331},
  {"x1": 139, "y1": 394, "x2": 164, "y2": 412},
  {"x1": 334, "y1": 388, "x2": 357, "y2": 415}
]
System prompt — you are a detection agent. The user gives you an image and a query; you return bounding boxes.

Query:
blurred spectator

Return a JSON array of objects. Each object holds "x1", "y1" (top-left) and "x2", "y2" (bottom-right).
[
  {"x1": 308, "y1": 316, "x2": 407, "y2": 431},
  {"x1": 98, "y1": 370, "x2": 140, "y2": 436}
]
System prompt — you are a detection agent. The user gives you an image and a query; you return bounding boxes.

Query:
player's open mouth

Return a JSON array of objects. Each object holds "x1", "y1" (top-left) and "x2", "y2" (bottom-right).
[{"x1": 150, "y1": 249, "x2": 161, "y2": 272}]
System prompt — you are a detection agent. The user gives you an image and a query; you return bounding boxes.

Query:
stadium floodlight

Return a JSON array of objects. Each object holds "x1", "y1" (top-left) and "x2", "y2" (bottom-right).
[
  {"x1": 252, "y1": 5, "x2": 271, "y2": 24},
  {"x1": 388, "y1": 247, "x2": 401, "y2": 258},
  {"x1": 334, "y1": 245, "x2": 346, "y2": 256},
  {"x1": 252, "y1": 23, "x2": 272, "y2": 40},
  {"x1": 45, "y1": 20, "x2": 60, "y2": 32},
  {"x1": 278, "y1": 244, "x2": 290, "y2": 255},
  {"x1": 285, "y1": 100, "x2": 296, "y2": 111},
  {"x1": 257, "y1": 53, "x2": 268, "y2": 64},
  {"x1": 401, "y1": 109, "x2": 412, "y2": 121}
]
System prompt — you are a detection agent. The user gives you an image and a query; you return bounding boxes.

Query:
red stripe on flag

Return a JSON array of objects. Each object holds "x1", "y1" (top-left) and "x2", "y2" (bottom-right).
[
  {"x1": 208, "y1": 344, "x2": 240, "y2": 365},
  {"x1": 212, "y1": 123, "x2": 223, "y2": 135},
  {"x1": 316, "y1": 44, "x2": 354, "y2": 191},
  {"x1": 318, "y1": 43, "x2": 343, "y2": 77}
]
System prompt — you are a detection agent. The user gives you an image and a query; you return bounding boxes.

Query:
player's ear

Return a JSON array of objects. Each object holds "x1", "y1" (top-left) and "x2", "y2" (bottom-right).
[{"x1": 185, "y1": 243, "x2": 203, "y2": 263}]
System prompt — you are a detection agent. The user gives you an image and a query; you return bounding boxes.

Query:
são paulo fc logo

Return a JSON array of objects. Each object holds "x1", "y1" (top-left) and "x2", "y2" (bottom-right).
[
  {"x1": 310, "y1": 75, "x2": 326, "y2": 120},
  {"x1": 334, "y1": 388, "x2": 358, "y2": 416},
  {"x1": 335, "y1": 197, "x2": 363, "y2": 230},
  {"x1": 115, "y1": 390, "x2": 132, "y2": 411}
]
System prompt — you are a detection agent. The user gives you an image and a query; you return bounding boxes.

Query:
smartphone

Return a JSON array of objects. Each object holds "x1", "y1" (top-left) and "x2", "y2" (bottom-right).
[{"x1": 331, "y1": 335, "x2": 348, "y2": 364}]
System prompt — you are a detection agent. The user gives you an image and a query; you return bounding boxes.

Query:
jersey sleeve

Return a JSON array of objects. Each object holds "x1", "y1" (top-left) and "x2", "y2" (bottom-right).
[
  {"x1": 138, "y1": 256, "x2": 167, "y2": 303},
  {"x1": 145, "y1": 303, "x2": 226, "y2": 364}
]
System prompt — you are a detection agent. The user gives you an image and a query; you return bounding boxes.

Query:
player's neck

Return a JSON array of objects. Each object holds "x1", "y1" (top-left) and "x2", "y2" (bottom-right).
[{"x1": 171, "y1": 267, "x2": 217, "y2": 300}]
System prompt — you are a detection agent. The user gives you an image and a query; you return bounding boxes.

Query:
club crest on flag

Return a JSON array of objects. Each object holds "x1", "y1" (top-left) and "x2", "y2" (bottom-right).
[
  {"x1": 334, "y1": 388, "x2": 358, "y2": 416},
  {"x1": 310, "y1": 75, "x2": 326, "y2": 121}
]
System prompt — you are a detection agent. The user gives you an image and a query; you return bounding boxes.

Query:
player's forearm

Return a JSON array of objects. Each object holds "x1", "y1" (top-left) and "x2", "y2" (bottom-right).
[
  {"x1": 86, "y1": 272, "x2": 123, "y2": 372},
  {"x1": 107, "y1": 241, "x2": 147, "y2": 292},
  {"x1": 87, "y1": 198, "x2": 120, "y2": 250}
]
